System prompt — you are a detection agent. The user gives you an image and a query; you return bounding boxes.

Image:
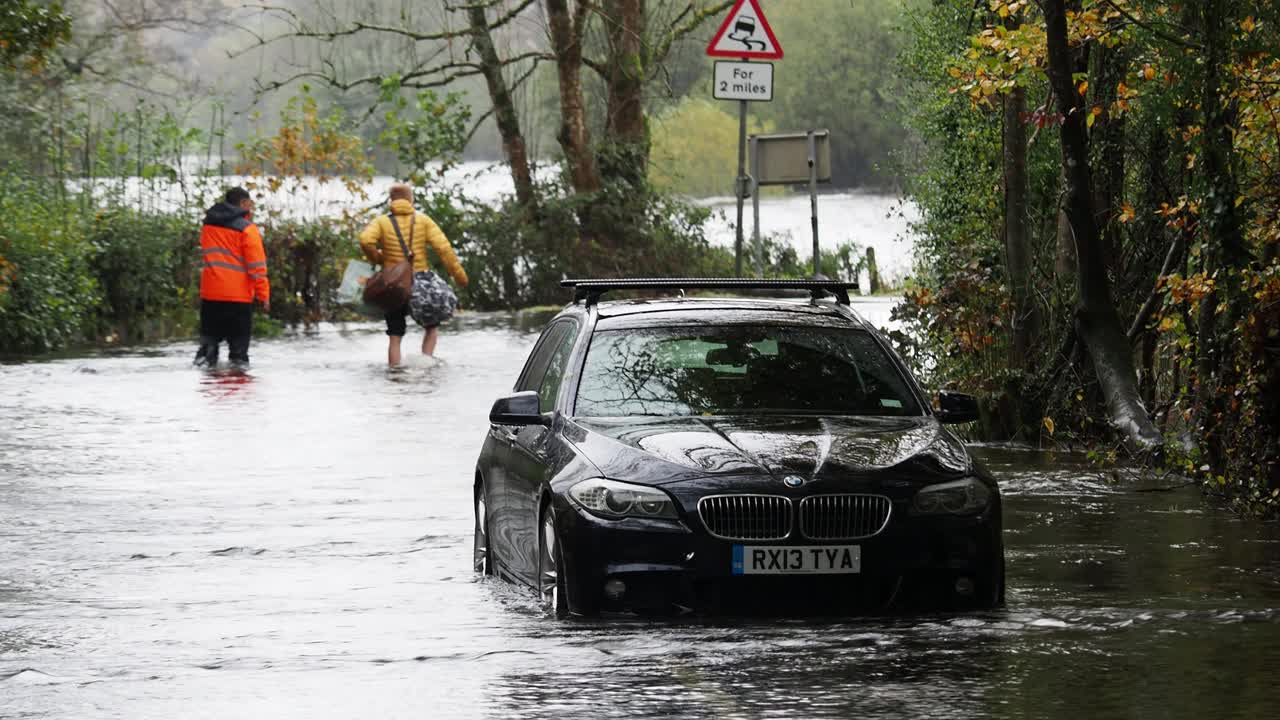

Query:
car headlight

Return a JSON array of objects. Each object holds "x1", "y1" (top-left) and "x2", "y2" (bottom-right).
[
  {"x1": 568, "y1": 478, "x2": 678, "y2": 520},
  {"x1": 912, "y1": 478, "x2": 991, "y2": 516}
]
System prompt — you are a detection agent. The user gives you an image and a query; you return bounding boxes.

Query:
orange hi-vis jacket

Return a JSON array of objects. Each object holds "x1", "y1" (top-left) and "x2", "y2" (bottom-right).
[{"x1": 199, "y1": 202, "x2": 269, "y2": 303}]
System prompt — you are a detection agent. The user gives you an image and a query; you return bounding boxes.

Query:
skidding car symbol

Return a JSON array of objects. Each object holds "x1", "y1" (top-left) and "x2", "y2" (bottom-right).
[
  {"x1": 729, "y1": 14, "x2": 767, "y2": 52},
  {"x1": 472, "y1": 279, "x2": 1005, "y2": 617}
]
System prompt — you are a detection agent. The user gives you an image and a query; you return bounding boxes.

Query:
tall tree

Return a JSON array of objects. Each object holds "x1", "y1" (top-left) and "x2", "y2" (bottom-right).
[
  {"x1": 1041, "y1": 0, "x2": 1161, "y2": 450},
  {"x1": 465, "y1": 2, "x2": 532, "y2": 305},
  {"x1": 544, "y1": 0, "x2": 602, "y2": 198},
  {"x1": 599, "y1": 0, "x2": 648, "y2": 190},
  {"x1": 1002, "y1": 84, "x2": 1039, "y2": 368},
  {"x1": 1194, "y1": 0, "x2": 1252, "y2": 465},
  {"x1": 466, "y1": 3, "x2": 535, "y2": 212}
]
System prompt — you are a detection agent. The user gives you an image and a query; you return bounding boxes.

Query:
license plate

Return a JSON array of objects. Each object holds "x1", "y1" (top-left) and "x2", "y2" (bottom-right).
[{"x1": 732, "y1": 545, "x2": 861, "y2": 575}]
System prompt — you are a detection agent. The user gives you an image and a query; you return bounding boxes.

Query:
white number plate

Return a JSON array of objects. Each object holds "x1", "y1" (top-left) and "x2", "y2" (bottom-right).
[{"x1": 732, "y1": 545, "x2": 861, "y2": 575}]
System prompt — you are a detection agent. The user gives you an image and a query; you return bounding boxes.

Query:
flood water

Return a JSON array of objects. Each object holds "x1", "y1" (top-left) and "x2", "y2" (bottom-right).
[{"x1": 2, "y1": 309, "x2": 1279, "y2": 719}]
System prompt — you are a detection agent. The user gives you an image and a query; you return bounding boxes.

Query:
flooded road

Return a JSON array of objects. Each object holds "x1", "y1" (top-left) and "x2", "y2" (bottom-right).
[{"x1": 2, "y1": 311, "x2": 1279, "y2": 719}]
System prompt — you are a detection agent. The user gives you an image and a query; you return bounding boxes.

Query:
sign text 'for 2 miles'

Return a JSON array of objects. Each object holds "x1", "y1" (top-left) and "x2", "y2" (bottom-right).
[{"x1": 713, "y1": 61, "x2": 774, "y2": 102}]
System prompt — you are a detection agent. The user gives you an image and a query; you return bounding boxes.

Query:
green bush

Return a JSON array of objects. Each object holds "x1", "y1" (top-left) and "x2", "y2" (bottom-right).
[
  {"x1": 447, "y1": 179, "x2": 730, "y2": 309},
  {"x1": 260, "y1": 218, "x2": 360, "y2": 325},
  {"x1": 0, "y1": 177, "x2": 99, "y2": 353},
  {"x1": 86, "y1": 208, "x2": 200, "y2": 341}
]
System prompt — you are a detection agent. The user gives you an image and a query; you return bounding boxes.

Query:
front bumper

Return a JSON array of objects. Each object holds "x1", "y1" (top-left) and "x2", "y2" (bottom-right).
[{"x1": 552, "y1": 492, "x2": 1003, "y2": 613}]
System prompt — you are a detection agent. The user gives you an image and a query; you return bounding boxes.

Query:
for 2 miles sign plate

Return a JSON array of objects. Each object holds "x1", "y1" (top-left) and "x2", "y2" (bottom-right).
[{"x1": 713, "y1": 61, "x2": 773, "y2": 102}]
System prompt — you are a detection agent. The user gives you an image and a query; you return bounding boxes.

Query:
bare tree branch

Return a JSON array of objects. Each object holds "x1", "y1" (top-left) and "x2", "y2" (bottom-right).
[
  {"x1": 234, "y1": 0, "x2": 537, "y2": 57},
  {"x1": 1100, "y1": 0, "x2": 1201, "y2": 50},
  {"x1": 254, "y1": 51, "x2": 550, "y2": 96},
  {"x1": 649, "y1": 0, "x2": 733, "y2": 65}
]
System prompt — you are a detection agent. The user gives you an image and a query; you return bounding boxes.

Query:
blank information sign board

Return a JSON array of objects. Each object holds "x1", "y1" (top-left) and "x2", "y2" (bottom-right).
[{"x1": 753, "y1": 131, "x2": 832, "y2": 185}]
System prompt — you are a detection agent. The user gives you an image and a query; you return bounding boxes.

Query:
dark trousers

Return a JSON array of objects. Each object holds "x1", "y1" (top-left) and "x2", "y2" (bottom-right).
[
  {"x1": 198, "y1": 300, "x2": 253, "y2": 364},
  {"x1": 384, "y1": 303, "x2": 410, "y2": 337}
]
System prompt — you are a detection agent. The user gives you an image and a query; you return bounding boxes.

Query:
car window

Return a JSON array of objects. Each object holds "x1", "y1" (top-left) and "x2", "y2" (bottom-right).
[
  {"x1": 537, "y1": 322, "x2": 578, "y2": 413},
  {"x1": 517, "y1": 320, "x2": 575, "y2": 397},
  {"x1": 575, "y1": 325, "x2": 921, "y2": 418}
]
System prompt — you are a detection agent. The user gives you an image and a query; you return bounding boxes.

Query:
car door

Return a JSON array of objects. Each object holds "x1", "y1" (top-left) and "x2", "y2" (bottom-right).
[
  {"x1": 484, "y1": 324, "x2": 562, "y2": 579},
  {"x1": 506, "y1": 319, "x2": 579, "y2": 584}
]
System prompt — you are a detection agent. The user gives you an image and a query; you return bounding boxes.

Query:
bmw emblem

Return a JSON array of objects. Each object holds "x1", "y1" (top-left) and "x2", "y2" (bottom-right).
[{"x1": 783, "y1": 475, "x2": 806, "y2": 489}]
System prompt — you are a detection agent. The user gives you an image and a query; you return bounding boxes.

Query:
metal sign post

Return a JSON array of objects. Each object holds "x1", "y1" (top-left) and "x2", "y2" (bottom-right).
[
  {"x1": 807, "y1": 130, "x2": 820, "y2": 277},
  {"x1": 707, "y1": 0, "x2": 783, "y2": 277},
  {"x1": 713, "y1": 60, "x2": 775, "y2": 276},
  {"x1": 735, "y1": 99, "x2": 748, "y2": 276},
  {"x1": 751, "y1": 135, "x2": 762, "y2": 276},
  {"x1": 737, "y1": 98, "x2": 747, "y2": 274}
]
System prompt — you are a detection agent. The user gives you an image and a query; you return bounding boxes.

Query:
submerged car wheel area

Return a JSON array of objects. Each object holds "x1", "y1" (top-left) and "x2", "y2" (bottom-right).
[{"x1": 474, "y1": 279, "x2": 1004, "y2": 617}]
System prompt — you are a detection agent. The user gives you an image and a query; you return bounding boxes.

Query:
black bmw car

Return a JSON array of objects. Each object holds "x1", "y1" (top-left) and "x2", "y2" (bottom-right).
[{"x1": 473, "y1": 279, "x2": 1004, "y2": 616}]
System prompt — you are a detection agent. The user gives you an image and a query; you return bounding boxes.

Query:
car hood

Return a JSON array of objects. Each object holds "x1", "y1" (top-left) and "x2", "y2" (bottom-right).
[{"x1": 565, "y1": 415, "x2": 971, "y2": 487}]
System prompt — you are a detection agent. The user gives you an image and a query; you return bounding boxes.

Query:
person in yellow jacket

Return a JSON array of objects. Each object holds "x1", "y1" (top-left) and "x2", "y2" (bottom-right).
[{"x1": 359, "y1": 183, "x2": 468, "y2": 364}]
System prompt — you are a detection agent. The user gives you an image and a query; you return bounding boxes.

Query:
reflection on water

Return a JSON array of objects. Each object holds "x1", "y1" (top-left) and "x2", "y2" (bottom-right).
[
  {"x1": 198, "y1": 368, "x2": 257, "y2": 403},
  {"x1": 1, "y1": 309, "x2": 1278, "y2": 719}
]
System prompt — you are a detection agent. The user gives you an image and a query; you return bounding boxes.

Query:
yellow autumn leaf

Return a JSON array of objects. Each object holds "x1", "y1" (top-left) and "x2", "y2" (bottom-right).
[
  {"x1": 1143, "y1": 65, "x2": 1156, "y2": 81},
  {"x1": 1043, "y1": 417, "x2": 1056, "y2": 435},
  {"x1": 1078, "y1": 81, "x2": 1089, "y2": 96},
  {"x1": 1119, "y1": 203, "x2": 1136, "y2": 223},
  {"x1": 1242, "y1": 16, "x2": 1256, "y2": 33}
]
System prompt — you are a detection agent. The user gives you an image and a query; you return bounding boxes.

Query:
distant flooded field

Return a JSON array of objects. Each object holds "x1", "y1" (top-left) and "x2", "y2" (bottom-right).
[{"x1": 76, "y1": 161, "x2": 919, "y2": 288}]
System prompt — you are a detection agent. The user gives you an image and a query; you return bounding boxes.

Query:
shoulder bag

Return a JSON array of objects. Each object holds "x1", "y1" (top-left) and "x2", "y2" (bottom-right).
[{"x1": 361, "y1": 212, "x2": 415, "y2": 313}]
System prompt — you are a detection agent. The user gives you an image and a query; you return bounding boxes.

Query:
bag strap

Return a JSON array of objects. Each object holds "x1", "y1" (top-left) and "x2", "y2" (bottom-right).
[{"x1": 387, "y1": 210, "x2": 415, "y2": 263}]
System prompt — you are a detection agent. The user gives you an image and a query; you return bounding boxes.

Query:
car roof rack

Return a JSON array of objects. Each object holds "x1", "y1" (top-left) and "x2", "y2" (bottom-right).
[{"x1": 561, "y1": 278, "x2": 860, "y2": 307}]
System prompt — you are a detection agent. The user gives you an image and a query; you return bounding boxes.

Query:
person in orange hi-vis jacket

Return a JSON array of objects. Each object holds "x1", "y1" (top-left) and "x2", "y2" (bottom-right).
[{"x1": 193, "y1": 187, "x2": 270, "y2": 368}]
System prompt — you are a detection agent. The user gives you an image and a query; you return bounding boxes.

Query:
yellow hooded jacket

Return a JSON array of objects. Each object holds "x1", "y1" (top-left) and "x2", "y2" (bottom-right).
[{"x1": 358, "y1": 199, "x2": 469, "y2": 287}]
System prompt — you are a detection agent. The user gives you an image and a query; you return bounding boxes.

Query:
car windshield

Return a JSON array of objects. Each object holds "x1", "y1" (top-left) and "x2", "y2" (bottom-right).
[{"x1": 575, "y1": 325, "x2": 922, "y2": 417}]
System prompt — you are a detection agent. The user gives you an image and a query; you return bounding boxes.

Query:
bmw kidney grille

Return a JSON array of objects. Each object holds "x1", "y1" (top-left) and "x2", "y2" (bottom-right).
[{"x1": 698, "y1": 493, "x2": 892, "y2": 542}]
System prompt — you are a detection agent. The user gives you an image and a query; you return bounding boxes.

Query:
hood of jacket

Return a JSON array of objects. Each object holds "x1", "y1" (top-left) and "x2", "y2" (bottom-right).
[
  {"x1": 390, "y1": 198, "x2": 415, "y2": 216},
  {"x1": 203, "y1": 202, "x2": 250, "y2": 229}
]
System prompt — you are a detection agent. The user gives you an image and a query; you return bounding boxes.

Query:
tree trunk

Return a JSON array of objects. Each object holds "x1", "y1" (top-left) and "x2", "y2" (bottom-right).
[
  {"x1": 1043, "y1": 0, "x2": 1162, "y2": 451},
  {"x1": 599, "y1": 0, "x2": 649, "y2": 190},
  {"x1": 1055, "y1": 169, "x2": 1077, "y2": 280},
  {"x1": 1002, "y1": 85, "x2": 1039, "y2": 367},
  {"x1": 1054, "y1": 4, "x2": 1088, "y2": 285},
  {"x1": 467, "y1": 5, "x2": 536, "y2": 211},
  {"x1": 1195, "y1": 1, "x2": 1252, "y2": 464},
  {"x1": 545, "y1": 0, "x2": 601, "y2": 197},
  {"x1": 466, "y1": 3, "x2": 533, "y2": 305},
  {"x1": 1089, "y1": 42, "x2": 1126, "y2": 277}
]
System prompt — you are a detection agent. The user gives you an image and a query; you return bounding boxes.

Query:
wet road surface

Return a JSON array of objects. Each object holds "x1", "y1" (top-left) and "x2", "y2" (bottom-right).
[{"x1": 2, "y1": 311, "x2": 1279, "y2": 719}]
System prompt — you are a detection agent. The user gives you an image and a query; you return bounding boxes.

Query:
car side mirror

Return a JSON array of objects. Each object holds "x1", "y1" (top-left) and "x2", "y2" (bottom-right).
[
  {"x1": 936, "y1": 390, "x2": 980, "y2": 425},
  {"x1": 490, "y1": 391, "x2": 550, "y2": 426}
]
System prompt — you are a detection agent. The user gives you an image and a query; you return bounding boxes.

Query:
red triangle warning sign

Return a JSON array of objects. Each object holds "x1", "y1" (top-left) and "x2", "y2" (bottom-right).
[{"x1": 705, "y1": 0, "x2": 783, "y2": 60}]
